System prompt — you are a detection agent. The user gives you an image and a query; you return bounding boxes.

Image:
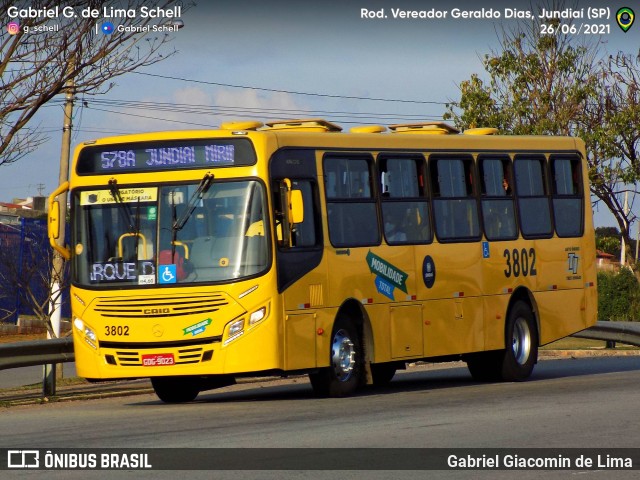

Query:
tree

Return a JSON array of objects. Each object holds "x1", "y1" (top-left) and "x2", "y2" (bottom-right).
[
  {"x1": 443, "y1": 2, "x2": 639, "y2": 249},
  {"x1": 0, "y1": 0, "x2": 189, "y2": 166}
]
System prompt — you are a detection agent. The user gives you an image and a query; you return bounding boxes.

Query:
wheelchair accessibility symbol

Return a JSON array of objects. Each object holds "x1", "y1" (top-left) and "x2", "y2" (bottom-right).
[{"x1": 158, "y1": 265, "x2": 177, "y2": 284}]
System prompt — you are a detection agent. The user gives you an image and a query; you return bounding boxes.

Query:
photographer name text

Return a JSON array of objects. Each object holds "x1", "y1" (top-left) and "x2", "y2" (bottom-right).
[{"x1": 7, "y1": 5, "x2": 181, "y2": 19}]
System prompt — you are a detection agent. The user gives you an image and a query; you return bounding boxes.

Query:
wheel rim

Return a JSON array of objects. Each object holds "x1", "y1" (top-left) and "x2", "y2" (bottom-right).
[
  {"x1": 331, "y1": 329, "x2": 355, "y2": 382},
  {"x1": 511, "y1": 317, "x2": 531, "y2": 365}
]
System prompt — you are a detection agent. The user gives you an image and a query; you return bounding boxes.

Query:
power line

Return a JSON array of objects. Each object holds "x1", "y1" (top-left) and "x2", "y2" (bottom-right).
[
  {"x1": 39, "y1": 96, "x2": 449, "y2": 122},
  {"x1": 86, "y1": 97, "x2": 442, "y2": 120},
  {"x1": 87, "y1": 106, "x2": 218, "y2": 128},
  {"x1": 132, "y1": 71, "x2": 448, "y2": 105}
]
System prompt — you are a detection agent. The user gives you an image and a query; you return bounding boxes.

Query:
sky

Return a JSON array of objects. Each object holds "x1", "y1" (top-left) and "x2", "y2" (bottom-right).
[{"x1": 1, "y1": 0, "x2": 638, "y2": 228}]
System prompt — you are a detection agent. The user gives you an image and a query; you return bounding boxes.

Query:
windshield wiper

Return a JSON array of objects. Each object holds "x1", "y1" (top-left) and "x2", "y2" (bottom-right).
[
  {"x1": 108, "y1": 178, "x2": 136, "y2": 232},
  {"x1": 172, "y1": 173, "x2": 214, "y2": 232},
  {"x1": 108, "y1": 179, "x2": 142, "y2": 258},
  {"x1": 170, "y1": 173, "x2": 214, "y2": 262}
]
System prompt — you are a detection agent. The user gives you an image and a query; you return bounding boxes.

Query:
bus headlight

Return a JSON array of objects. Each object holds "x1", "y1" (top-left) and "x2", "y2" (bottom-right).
[
  {"x1": 224, "y1": 318, "x2": 245, "y2": 345},
  {"x1": 84, "y1": 325, "x2": 97, "y2": 344},
  {"x1": 229, "y1": 318, "x2": 244, "y2": 336},
  {"x1": 249, "y1": 307, "x2": 267, "y2": 326},
  {"x1": 74, "y1": 317, "x2": 97, "y2": 349},
  {"x1": 73, "y1": 317, "x2": 84, "y2": 332}
]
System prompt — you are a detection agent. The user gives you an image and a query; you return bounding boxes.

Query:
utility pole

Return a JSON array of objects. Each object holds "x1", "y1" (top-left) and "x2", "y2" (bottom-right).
[
  {"x1": 621, "y1": 191, "x2": 629, "y2": 267},
  {"x1": 44, "y1": 67, "x2": 74, "y2": 397},
  {"x1": 636, "y1": 222, "x2": 640, "y2": 264}
]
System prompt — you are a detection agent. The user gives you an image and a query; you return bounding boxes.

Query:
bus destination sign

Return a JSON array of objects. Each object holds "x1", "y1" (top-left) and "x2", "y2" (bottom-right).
[{"x1": 76, "y1": 138, "x2": 257, "y2": 174}]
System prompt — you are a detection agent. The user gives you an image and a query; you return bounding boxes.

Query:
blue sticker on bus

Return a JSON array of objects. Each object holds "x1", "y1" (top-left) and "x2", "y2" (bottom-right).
[
  {"x1": 422, "y1": 256, "x2": 436, "y2": 289},
  {"x1": 375, "y1": 277, "x2": 396, "y2": 300},
  {"x1": 158, "y1": 264, "x2": 177, "y2": 284},
  {"x1": 482, "y1": 241, "x2": 490, "y2": 258}
]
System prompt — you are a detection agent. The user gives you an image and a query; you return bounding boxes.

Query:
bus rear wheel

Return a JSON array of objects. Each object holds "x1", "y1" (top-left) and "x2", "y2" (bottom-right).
[
  {"x1": 466, "y1": 300, "x2": 538, "y2": 382},
  {"x1": 151, "y1": 376, "x2": 200, "y2": 403},
  {"x1": 309, "y1": 316, "x2": 363, "y2": 397},
  {"x1": 501, "y1": 300, "x2": 538, "y2": 381}
]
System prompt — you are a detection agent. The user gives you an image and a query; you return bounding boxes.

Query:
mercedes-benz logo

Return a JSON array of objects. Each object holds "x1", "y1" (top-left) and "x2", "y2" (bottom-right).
[{"x1": 152, "y1": 324, "x2": 164, "y2": 337}]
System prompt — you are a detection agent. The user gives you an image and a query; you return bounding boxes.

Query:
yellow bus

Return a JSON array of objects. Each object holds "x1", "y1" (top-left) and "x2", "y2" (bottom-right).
[{"x1": 48, "y1": 119, "x2": 597, "y2": 402}]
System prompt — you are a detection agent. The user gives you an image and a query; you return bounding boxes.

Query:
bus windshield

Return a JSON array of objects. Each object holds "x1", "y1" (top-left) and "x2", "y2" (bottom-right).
[{"x1": 72, "y1": 180, "x2": 270, "y2": 287}]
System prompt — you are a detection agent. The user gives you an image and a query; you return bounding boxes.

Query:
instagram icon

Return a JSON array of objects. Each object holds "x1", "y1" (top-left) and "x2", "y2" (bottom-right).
[{"x1": 7, "y1": 22, "x2": 20, "y2": 35}]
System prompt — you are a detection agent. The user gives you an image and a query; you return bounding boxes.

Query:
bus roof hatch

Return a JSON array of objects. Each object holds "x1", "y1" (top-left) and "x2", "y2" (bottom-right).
[
  {"x1": 463, "y1": 127, "x2": 499, "y2": 135},
  {"x1": 349, "y1": 125, "x2": 387, "y2": 133},
  {"x1": 263, "y1": 119, "x2": 343, "y2": 132},
  {"x1": 220, "y1": 121, "x2": 264, "y2": 131},
  {"x1": 389, "y1": 122, "x2": 460, "y2": 135}
]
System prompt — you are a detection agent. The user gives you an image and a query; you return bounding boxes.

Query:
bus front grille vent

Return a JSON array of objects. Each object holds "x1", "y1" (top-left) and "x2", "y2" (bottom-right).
[
  {"x1": 93, "y1": 294, "x2": 230, "y2": 318},
  {"x1": 114, "y1": 346, "x2": 208, "y2": 366}
]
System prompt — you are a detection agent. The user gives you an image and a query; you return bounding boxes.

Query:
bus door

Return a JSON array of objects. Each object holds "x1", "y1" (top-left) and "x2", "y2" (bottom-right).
[{"x1": 270, "y1": 149, "x2": 324, "y2": 370}]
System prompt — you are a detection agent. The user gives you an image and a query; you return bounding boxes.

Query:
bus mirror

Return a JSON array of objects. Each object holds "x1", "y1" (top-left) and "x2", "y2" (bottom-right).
[
  {"x1": 49, "y1": 201, "x2": 61, "y2": 240},
  {"x1": 47, "y1": 181, "x2": 71, "y2": 260},
  {"x1": 289, "y1": 189, "x2": 304, "y2": 224}
]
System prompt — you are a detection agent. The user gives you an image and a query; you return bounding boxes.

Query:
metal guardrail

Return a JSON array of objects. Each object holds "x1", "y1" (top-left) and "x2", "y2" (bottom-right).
[
  {"x1": 0, "y1": 337, "x2": 74, "y2": 370},
  {"x1": 0, "y1": 321, "x2": 639, "y2": 372},
  {"x1": 572, "y1": 321, "x2": 640, "y2": 347}
]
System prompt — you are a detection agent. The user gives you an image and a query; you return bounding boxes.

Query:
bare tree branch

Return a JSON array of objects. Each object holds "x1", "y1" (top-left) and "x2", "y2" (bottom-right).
[{"x1": 0, "y1": 0, "x2": 192, "y2": 166}]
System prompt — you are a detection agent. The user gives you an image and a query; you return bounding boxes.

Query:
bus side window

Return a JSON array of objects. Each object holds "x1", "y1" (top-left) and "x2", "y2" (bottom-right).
[
  {"x1": 324, "y1": 156, "x2": 380, "y2": 248},
  {"x1": 479, "y1": 157, "x2": 517, "y2": 241},
  {"x1": 430, "y1": 157, "x2": 480, "y2": 241},
  {"x1": 514, "y1": 157, "x2": 552, "y2": 238},
  {"x1": 551, "y1": 156, "x2": 583, "y2": 237},
  {"x1": 379, "y1": 156, "x2": 431, "y2": 245}
]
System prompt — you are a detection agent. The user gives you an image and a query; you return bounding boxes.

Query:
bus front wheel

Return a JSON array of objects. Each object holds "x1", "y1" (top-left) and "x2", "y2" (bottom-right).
[
  {"x1": 151, "y1": 376, "x2": 200, "y2": 403},
  {"x1": 309, "y1": 316, "x2": 363, "y2": 397}
]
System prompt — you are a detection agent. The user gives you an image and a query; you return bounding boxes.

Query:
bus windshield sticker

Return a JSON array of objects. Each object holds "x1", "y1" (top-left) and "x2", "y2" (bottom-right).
[
  {"x1": 158, "y1": 264, "x2": 177, "y2": 284},
  {"x1": 90, "y1": 261, "x2": 155, "y2": 283},
  {"x1": 80, "y1": 187, "x2": 158, "y2": 205},
  {"x1": 366, "y1": 251, "x2": 409, "y2": 300},
  {"x1": 422, "y1": 255, "x2": 436, "y2": 289},
  {"x1": 183, "y1": 318, "x2": 212, "y2": 337},
  {"x1": 138, "y1": 274, "x2": 156, "y2": 285}
]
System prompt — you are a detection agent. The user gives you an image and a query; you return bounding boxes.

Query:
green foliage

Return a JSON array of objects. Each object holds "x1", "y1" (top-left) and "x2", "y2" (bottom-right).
[
  {"x1": 595, "y1": 236, "x2": 620, "y2": 257},
  {"x1": 595, "y1": 227, "x2": 621, "y2": 257},
  {"x1": 596, "y1": 226, "x2": 620, "y2": 238},
  {"x1": 444, "y1": 22, "x2": 600, "y2": 137},
  {"x1": 597, "y1": 269, "x2": 640, "y2": 321}
]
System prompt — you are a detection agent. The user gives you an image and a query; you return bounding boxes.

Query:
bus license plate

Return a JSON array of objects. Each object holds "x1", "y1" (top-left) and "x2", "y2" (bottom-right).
[{"x1": 142, "y1": 353, "x2": 175, "y2": 366}]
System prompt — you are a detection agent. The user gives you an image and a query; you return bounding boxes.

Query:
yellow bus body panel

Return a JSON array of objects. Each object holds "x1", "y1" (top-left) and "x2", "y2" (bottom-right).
[{"x1": 65, "y1": 127, "x2": 597, "y2": 380}]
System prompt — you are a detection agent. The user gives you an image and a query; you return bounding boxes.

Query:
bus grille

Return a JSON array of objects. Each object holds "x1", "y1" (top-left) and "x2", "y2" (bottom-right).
[{"x1": 93, "y1": 293, "x2": 230, "y2": 318}]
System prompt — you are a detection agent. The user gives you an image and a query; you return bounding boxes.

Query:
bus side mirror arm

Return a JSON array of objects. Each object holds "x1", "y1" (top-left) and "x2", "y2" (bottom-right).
[{"x1": 48, "y1": 181, "x2": 71, "y2": 260}]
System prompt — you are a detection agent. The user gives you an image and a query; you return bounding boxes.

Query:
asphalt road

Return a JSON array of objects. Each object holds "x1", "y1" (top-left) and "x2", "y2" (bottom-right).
[
  {"x1": 2, "y1": 357, "x2": 640, "y2": 479},
  {"x1": 0, "y1": 363, "x2": 77, "y2": 389}
]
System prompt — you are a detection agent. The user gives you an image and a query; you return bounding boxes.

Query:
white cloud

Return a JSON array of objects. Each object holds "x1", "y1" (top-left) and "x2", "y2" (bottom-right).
[{"x1": 95, "y1": 86, "x2": 307, "y2": 135}]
